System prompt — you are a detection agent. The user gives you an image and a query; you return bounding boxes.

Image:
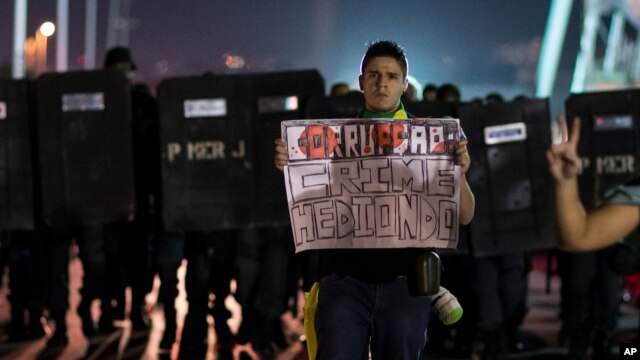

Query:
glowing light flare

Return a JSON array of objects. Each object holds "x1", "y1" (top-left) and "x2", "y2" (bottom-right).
[
  {"x1": 39, "y1": 21, "x2": 55, "y2": 37},
  {"x1": 154, "y1": 60, "x2": 170, "y2": 75},
  {"x1": 223, "y1": 53, "x2": 246, "y2": 69},
  {"x1": 76, "y1": 55, "x2": 86, "y2": 67},
  {"x1": 24, "y1": 37, "x2": 36, "y2": 74},
  {"x1": 285, "y1": 96, "x2": 298, "y2": 111}
]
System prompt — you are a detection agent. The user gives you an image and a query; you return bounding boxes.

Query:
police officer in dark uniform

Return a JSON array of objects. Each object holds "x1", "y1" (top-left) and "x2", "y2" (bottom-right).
[
  {"x1": 5, "y1": 230, "x2": 46, "y2": 342},
  {"x1": 178, "y1": 230, "x2": 236, "y2": 360},
  {"x1": 101, "y1": 47, "x2": 158, "y2": 332},
  {"x1": 105, "y1": 48, "x2": 187, "y2": 356},
  {"x1": 234, "y1": 226, "x2": 295, "y2": 359},
  {"x1": 74, "y1": 48, "x2": 158, "y2": 338}
]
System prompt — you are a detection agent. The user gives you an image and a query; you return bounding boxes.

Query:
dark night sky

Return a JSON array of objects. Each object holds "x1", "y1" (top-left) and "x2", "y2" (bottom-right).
[{"x1": 0, "y1": 0, "x2": 584, "y2": 108}]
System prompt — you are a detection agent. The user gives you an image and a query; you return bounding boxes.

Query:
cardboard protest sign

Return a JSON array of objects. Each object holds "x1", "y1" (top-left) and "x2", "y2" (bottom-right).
[{"x1": 282, "y1": 118, "x2": 463, "y2": 253}]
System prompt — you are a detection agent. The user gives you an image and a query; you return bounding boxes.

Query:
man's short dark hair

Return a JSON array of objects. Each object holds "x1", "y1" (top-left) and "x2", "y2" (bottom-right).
[{"x1": 361, "y1": 40, "x2": 408, "y2": 78}]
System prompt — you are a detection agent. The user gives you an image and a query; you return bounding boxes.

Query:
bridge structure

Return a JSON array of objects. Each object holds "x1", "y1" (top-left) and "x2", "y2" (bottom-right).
[{"x1": 537, "y1": 0, "x2": 640, "y2": 97}]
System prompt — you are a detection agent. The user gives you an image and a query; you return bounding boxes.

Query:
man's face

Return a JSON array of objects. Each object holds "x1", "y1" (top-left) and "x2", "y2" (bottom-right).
[{"x1": 359, "y1": 56, "x2": 408, "y2": 113}]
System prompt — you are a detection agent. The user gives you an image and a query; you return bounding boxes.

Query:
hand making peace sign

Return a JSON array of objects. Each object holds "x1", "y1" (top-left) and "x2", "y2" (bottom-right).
[{"x1": 546, "y1": 116, "x2": 582, "y2": 183}]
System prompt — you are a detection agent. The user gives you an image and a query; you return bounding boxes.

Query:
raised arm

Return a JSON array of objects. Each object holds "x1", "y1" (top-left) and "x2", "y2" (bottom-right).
[{"x1": 546, "y1": 117, "x2": 640, "y2": 251}]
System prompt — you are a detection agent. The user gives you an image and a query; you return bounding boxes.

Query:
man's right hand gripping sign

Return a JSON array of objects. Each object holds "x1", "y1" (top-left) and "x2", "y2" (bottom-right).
[{"x1": 274, "y1": 138, "x2": 288, "y2": 172}]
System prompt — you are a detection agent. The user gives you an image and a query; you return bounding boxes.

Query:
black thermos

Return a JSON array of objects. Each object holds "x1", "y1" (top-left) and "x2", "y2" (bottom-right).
[{"x1": 407, "y1": 250, "x2": 441, "y2": 296}]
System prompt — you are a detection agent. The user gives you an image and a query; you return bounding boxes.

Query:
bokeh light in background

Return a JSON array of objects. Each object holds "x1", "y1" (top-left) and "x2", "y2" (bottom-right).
[
  {"x1": 39, "y1": 21, "x2": 56, "y2": 37},
  {"x1": 223, "y1": 53, "x2": 246, "y2": 70}
]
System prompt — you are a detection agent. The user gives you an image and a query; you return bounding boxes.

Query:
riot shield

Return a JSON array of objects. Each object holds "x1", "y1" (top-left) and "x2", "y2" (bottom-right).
[
  {"x1": 37, "y1": 71, "x2": 135, "y2": 226},
  {"x1": 305, "y1": 91, "x2": 364, "y2": 119},
  {"x1": 458, "y1": 99, "x2": 553, "y2": 256},
  {"x1": 565, "y1": 90, "x2": 640, "y2": 209},
  {"x1": 249, "y1": 70, "x2": 324, "y2": 226},
  {"x1": 0, "y1": 79, "x2": 38, "y2": 230},
  {"x1": 158, "y1": 74, "x2": 253, "y2": 232},
  {"x1": 405, "y1": 101, "x2": 459, "y2": 118}
]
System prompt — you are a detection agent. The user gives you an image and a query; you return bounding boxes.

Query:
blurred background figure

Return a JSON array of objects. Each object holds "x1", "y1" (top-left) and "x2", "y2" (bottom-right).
[
  {"x1": 73, "y1": 47, "x2": 158, "y2": 340},
  {"x1": 558, "y1": 249, "x2": 622, "y2": 359},
  {"x1": 402, "y1": 82, "x2": 418, "y2": 103},
  {"x1": 437, "y1": 83, "x2": 461, "y2": 103},
  {"x1": 155, "y1": 232, "x2": 185, "y2": 359},
  {"x1": 179, "y1": 230, "x2": 235, "y2": 360},
  {"x1": 422, "y1": 83, "x2": 437, "y2": 103},
  {"x1": 234, "y1": 226, "x2": 296, "y2": 360},
  {"x1": 470, "y1": 252, "x2": 530, "y2": 360},
  {"x1": 547, "y1": 117, "x2": 637, "y2": 359},
  {"x1": 5, "y1": 231, "x2": 46, "y2": 342},
  {"x1": 484, "y1": 92, "x2": 504, "y2": 104},
  {"x1": 329, "y1": 82, "x2": 350, "y2": 96}
]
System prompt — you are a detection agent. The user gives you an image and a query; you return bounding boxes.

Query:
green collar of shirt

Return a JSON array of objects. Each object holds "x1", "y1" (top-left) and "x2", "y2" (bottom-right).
[{"x1": 358, "y1": 102, "x2": 408, "y2": 119}]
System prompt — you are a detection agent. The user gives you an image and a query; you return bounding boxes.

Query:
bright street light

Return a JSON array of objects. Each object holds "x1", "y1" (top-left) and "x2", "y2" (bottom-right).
[
  {"x1": 39, "y1": 22, "x2": 56, "y2": 37},
  {"x1": 35, "y1": 21, "x2": 56, "y2": 76}
]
